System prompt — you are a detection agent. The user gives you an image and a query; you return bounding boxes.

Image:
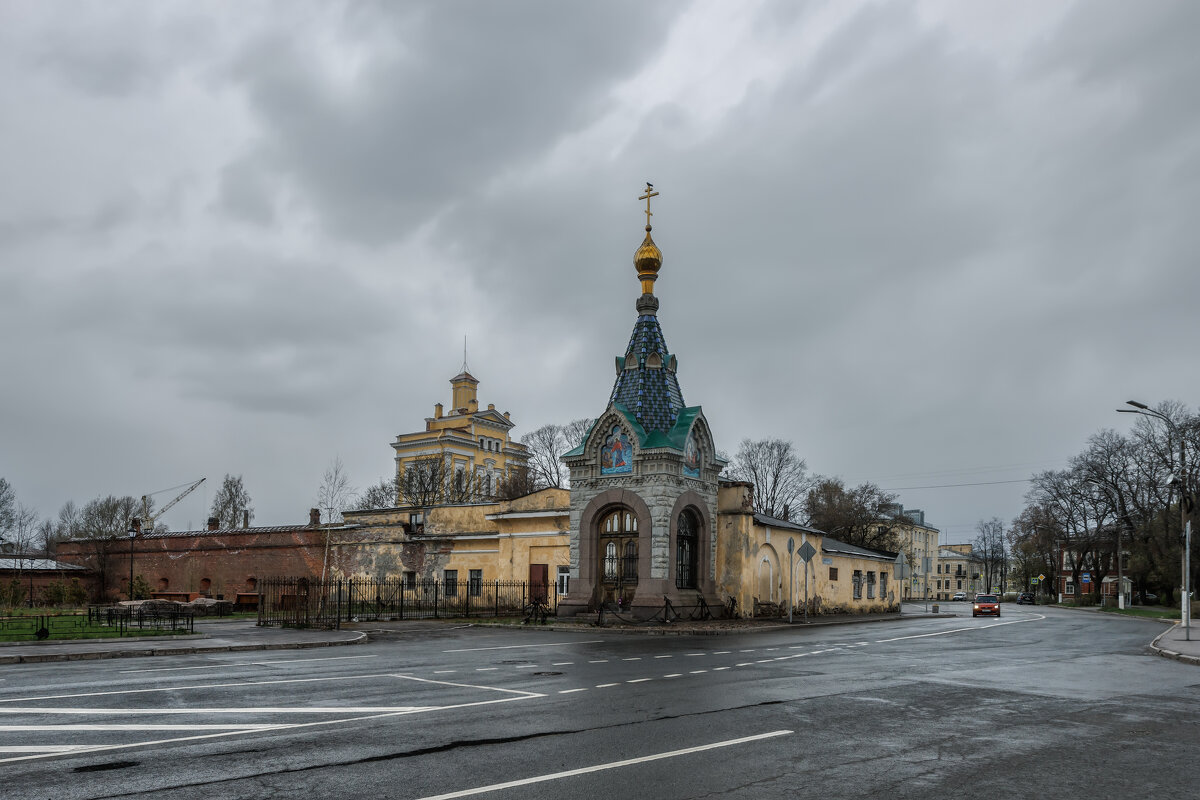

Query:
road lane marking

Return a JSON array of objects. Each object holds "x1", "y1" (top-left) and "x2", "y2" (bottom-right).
[
  {"x1": 596, "y1": 683, "x2": 619, "y2": 688},
  {"x1": 411, "y1": 730, "x2": 794, "y2": 800},
  {"x1": 622, "y1": 657, "x2": 641, "y2": 661},
  {"x1": 558, "y1": 689, "x2": 586, "y2": 694},
  {"x1": 443, "y1": 641, "x2": 603, "y2": 653},
  {"x1": 713, "y1": 651, "x2": 730, "y2": 654},
  {"x1": 689, "y1": 670, "x2": 707, "y2": 675},
  {"x1": 389, "y1": 674, "x2": 544, "y2": 698},
  {"x1": 874, "y1": 615, "x2": 1044, "y2": 643},
  {"x1": 713, "y1": 667, "x2": 730, "y2": 671},
  {"x1": 0, "y1": 693, "x2": 541, "y2": 765},
  {"x1": 0, "y1": 673, "x2": 397, "y2": 704},
  {"x1": 663, "y1": 674, "x2": 682, "y2": 678},
  {"x1": 626, "y1": 679, "x2": 652, "y2": 683},
  {"x1": 434, "y1": 670, "x2": 457, "y2": 674},
  {"x1": 654, "y1": 655, "x2": 673, "y2": 659},
  {"x1": 118, "y1": 654, "x2": 379, "y2": 674},
  {"x1": 476, "y1": 668, "x2": 498, "y2": 672},
  {"x1": 4, "y1": 724, "x2": 284, "y2": 731},
  {"x1": 588, "y1": 660, "x2": 608, "y2": 663},
  {"x1": 0, "y1": 707, "x2": 432, "y2": 715},
  {"x1": 0, "y1": 746, "x2": 92, "y2": 754},
  {"x1": 551, "y1": 662, "x2": 573, "y2": 666}
]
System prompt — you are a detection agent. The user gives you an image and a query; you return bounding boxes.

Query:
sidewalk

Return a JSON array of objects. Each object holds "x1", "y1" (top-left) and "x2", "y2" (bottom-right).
[
  {"x1": 0, "y1": 619, "x2": 365, "y2": 665},
  {"x1": 1151, "y1": 623, "x2": 1200, "y2": 666}
]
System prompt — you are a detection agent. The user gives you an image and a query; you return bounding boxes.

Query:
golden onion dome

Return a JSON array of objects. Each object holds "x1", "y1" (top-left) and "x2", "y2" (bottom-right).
[{"x1": 634, "y1": 224, "x2": 663, "y2": 287}]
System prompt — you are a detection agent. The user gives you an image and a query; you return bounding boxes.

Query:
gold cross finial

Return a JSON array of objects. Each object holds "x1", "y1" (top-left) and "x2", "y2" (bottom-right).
[{"x1": 638, "y1": 182, "x2": 659, "y2": 227}]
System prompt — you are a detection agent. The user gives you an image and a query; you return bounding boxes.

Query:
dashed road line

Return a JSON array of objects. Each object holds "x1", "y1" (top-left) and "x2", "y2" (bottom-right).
[{"x1": 443, "y1": 641, "x2": 604, "y2": 653}]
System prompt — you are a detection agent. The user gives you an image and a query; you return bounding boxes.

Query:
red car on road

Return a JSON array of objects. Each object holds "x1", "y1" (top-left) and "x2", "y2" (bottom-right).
[{"x1": 972, "y1": 594, "x2": 1000, "y2": 617}]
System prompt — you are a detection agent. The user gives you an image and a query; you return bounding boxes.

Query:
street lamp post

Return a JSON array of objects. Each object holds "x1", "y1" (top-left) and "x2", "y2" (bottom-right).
[
  {"x1": 127, "y1": 520, "x2": 137, "y2": 601},
  {"x1": 1086, "y1": 479, "x2": 1126, "y2": 610},
  {"x1": 1118, "y1": 401, "x2": 1192, "y2": 639}
]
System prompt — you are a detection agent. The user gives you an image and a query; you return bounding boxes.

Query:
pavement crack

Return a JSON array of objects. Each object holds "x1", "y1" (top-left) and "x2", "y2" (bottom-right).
[{"x1": 83, "y1": 697, "x2": 795, "y2": 797}]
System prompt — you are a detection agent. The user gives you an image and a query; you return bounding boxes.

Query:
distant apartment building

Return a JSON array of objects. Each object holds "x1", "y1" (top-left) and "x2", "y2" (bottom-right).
[
  {"x1": 936, "y1": 544, "x2": 984, "y2": 599},
  {"x1": 887, "y1": 507, "x2": 940, "y2": 600}
]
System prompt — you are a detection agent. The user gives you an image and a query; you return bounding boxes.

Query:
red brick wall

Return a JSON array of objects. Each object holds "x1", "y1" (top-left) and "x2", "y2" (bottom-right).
[
  {"x1": 57, "y1": 527, "x2": 327, "y2": 601},
  {"x1": 0, "y1": 569, "x2": 99, "y2": 606}
]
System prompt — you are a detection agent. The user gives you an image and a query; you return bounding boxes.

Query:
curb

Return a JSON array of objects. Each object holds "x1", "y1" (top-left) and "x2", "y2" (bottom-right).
[
  {"x1": 0, "y1": 630, "x2": 367, "y2": 665},
  {"x1": 455, "y1": 612, "x2": 953, "y2": 637},
  {"x1": 1150, "y1": 625, "x2": 1200, "y2": 667}
]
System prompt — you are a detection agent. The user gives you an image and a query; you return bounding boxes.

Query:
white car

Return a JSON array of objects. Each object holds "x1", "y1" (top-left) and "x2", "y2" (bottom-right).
[{"x1": 952, "y1": 591, "x2": 969, "y2": 601}]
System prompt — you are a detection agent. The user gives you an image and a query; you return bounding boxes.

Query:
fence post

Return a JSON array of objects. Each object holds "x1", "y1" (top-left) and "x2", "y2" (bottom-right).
[
  {"x1": 400, "y1": 580, "x2": 405, "y2": 620},
  {"x1": 495, "y1": 580, "x2": 499, "y2": 617},
  {"x1": 337, "y1": 579, "x2": 343, "y2": 624},
  {"x1": 435, "y1": 580, "x2": 440, "y2": 619}
]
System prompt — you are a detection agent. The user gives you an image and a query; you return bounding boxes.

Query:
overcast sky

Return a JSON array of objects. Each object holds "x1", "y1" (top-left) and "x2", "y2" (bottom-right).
[{"x1": 2, "y1": 1, "x2": 1197, "y2": 544}]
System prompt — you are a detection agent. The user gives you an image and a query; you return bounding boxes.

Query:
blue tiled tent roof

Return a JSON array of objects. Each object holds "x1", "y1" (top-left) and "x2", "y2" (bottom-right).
[{"x1": 610, "y1": 314, "x2": 685, "y2": 434}]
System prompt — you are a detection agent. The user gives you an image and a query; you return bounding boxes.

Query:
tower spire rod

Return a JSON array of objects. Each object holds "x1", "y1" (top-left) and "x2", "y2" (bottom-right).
[{"x1": 462, "y1": 335, "x2": 469, "y2": 374}]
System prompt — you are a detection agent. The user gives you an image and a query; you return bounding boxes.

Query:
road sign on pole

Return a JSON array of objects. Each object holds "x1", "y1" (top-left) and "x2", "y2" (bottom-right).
[{"x1": 787, "y1": 538, "x2": 794, "y2": 624}]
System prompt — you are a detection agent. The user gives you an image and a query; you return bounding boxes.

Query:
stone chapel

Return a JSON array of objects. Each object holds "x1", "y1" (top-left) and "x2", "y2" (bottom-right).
[{"x1": 557, "y1": 186, "x2": 725, "y2": 618}]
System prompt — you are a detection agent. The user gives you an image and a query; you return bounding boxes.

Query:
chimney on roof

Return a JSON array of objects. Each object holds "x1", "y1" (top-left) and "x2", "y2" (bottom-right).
[
  {"x1": 309, "y1": 508, "x2": 321, "y2": 527},
  {"x1": 242, "y1": 510, "x2": 250, "y2": 529},
  {"x1": 207, "y1": 517, "x2": 219, "y2": 531},
  {"x1": 434, "y1": 402, "x2": 443, "y2": 419}
]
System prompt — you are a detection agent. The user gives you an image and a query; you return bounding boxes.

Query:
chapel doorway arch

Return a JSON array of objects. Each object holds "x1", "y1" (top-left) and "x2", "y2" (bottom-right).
[{"x1": 599, "y1": 506, "x2": 639, "y2": 607}]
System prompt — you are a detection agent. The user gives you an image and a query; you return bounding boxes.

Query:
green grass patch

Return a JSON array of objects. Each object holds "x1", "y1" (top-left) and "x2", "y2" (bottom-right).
[
  {"x1": 1099, "y1": 606, "x2": 1180, "y2": 620},
  {"x1": 0, "y1": 626, "x2": 193, "y2": 642},
  {"x1": 0, "y1": 614, "x2": 195, "y2": 642}
]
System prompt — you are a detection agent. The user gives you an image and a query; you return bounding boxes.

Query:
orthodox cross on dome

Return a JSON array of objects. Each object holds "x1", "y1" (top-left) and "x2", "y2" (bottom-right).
[{"x1": 639, "y1": 182, "x2": 659, "y2": 227}]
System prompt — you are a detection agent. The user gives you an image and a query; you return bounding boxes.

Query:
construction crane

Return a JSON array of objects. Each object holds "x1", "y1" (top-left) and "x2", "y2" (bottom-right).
[{"x1": 140, "y1": 478, "x2": 206, "y2": 531}]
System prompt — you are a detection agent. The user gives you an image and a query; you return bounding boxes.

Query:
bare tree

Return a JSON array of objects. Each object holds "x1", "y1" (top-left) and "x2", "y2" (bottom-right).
[
  {"x1": 73, "y1": 495, "x2": 140, "y2": 600},
  {"x1": 400, "y1": 457, "x2": 449, "y2": 508},
  {"x1": 974, "y1": 517, "x2": 1007, "y2": 592},
  {"x1": 353, "y1": 477, "x2": 401, "y2": 510},
  {"x1": 803, "y1": 477, "x2": 903, "y2": 551},
  {"x1": 495, "y1": 465, "x2": 538, "y2": 500},
  {"x1": 726, "y1": 438, "x2": 812, "y2": 519},
  {"x1": 523, "y1": 418, "x2": 593, "y2": 489},
  {"x1": 210, "y1": 474, "x2": 253, "y2": 529},
  {"x1": 316, "y1": 457, "x2": 354, "y2": 524},
  {"x1": 0, "y1": 477, "x2": 16, "y2": 544}
]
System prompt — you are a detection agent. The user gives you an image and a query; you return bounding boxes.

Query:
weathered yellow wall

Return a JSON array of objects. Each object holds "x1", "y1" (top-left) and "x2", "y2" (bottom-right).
[
  {"x1": 334, "y1": 489, "x2": 569, "y2": 588},
  {"x1": 715, "y1": 482, "x2": 898, "y2": 617}
]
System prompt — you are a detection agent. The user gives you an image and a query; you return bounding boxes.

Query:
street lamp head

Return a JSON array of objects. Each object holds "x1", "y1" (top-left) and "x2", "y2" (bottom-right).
[{"x1": 1126, "y1": 400, "x2": 1150, "y2": 410}]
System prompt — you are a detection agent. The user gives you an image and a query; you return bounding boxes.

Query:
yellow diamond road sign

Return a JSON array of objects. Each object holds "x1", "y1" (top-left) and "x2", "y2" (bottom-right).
[{"x1": 1038, "y1": 574, "x2": 1046, "y2": 581}]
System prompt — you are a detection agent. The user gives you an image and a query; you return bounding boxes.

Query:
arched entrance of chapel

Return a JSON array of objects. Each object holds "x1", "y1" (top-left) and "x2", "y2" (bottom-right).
[
  {"x1": 597, "y1": 505, "x2": 640, "y2": 607},
  {"x1": 576, "y1": 489, "x2": 653, "y2": 609}
]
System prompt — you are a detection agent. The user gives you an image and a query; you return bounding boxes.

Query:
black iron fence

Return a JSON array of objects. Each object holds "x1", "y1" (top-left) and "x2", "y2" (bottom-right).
[
  {"x1": 257, "y1": 577, "x2": 556, "y2": 629},
  {"x1": 0, "y1": 607, "x2": 194, "y2": 641}
]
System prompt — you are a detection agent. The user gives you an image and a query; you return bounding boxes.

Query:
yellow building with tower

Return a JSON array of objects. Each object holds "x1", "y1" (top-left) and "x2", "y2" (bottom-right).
[{"x1": 391, "y1": 366, "x2": 531, "y2": 504}]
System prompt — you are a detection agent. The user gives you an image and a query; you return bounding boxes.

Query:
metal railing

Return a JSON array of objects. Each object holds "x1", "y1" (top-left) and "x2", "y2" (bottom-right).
[
  {"x1": 257, "y1": 577, "x2": 556, "y2": 629},
  {"x1": 0, "y1": 608, "x2": 194, "y2": 640}
]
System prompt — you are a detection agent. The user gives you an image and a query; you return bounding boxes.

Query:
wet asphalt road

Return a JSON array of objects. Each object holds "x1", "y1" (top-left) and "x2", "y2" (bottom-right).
[{"x1": 2, "y1": 605, "x2": 1195, "y2": 799}]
